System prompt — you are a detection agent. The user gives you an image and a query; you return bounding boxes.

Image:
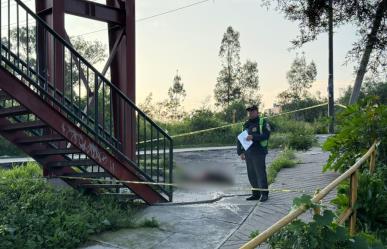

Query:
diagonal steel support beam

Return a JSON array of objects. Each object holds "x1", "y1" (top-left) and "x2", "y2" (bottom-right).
[
  {"x1": 64, "y1": 32, "x2": 93, "y2": 96},
  {"x1": 64, "y1": 0, "x2": 125, "y2": 24},
  {"x1": 64, "y1": 29, "x2": 124, "y2": 149}
]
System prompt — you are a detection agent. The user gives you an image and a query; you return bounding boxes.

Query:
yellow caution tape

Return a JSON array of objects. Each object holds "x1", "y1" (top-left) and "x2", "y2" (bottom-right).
[
  {"x1": 139, "y1": 102, "x2": 335, "y2": 144},
  {"x1": 58, "y1": 175, "x2": 313, "y2": 194}
]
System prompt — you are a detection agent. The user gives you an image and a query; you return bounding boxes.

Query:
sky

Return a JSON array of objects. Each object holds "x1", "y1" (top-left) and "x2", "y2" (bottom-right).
[{"x1": 23, "y1": 0, "x2": 359, "y2": 111}]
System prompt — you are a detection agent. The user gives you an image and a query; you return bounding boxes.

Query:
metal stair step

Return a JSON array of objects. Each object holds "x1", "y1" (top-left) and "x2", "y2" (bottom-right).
[
  {"x1": 0, "y1": 120, "x2": 46, "y2": 131},
  {"x1": 47, "y1": 159, "x2": 95, "y2": 168},
  {"x1": 0, "y1": 91, "x2": 12, "y2": 101},
  {"x1": 101, "y1": 193, "x2": 137, "y2": 199},
  {"x1": 81, "y1": 184, "x2": 124, "y2": 188},
  {"x1": 32, "y1": 148, "x2": 80, "y2": 156},
  {"x1": 64, "y1": 172, "x2": 111, "y2": 178},
  {"x1": 0, "y1": 106, "x2": 30, "y2": 117},
  {"x1": 15, "y1": 134, "x2": 65, "y2": 144}
]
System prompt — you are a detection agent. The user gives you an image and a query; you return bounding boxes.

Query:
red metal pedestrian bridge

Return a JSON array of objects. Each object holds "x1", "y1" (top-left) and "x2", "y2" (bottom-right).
[{"x1": 0, "y1": 0, "x2": 173, "y2": 204}]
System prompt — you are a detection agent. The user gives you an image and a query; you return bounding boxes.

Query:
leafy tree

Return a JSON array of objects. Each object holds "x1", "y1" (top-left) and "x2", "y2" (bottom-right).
[
  {"x1": 69, "y1": 37, "x2": 106, "y2": 65},
  {"x1": 276, "y1": 54, "x2": 321, "y2": 122},
  {"x1": 165, "y1": 72, "x2": 187, "y2": 120},
  {"x1": 138, "y1": 92, "x2": 156, "y2": 118},
  {"x1": 214, "y1": 26, "x2": 242, "y2": 107},
  {"x1": 189, "y1": 109, "x2": 223, "y2": 131},
  {"x1": 286, "y1": 53, "x2": 317, "y2": 100},
  {"x1": 264, "y1": 0, "x2": 387, "y2": 103},
  {"x1": 239, "y1": 60, "x2": 261, "y2": 106},
  {"x1": 9, "y1": 27, "x2": 106, "y2": 67},
  {"x1": 339, "y1": 81, "x2": 387, "y2": 105},
  {"x1": 220, "y1": 100, "x2": 248, "y2": 123},
  {"x1": 323, "y1": 97, "x2": 387, "y2": 172}
]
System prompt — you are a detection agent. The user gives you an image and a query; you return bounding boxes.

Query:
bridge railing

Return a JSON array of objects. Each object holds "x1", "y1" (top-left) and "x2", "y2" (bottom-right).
[
  {"x1": 241, "y1": 141, "x2": 379, "y2": 249},
  {"x1": 0, "y1": 0, "x2": 173, "y2": 200}
]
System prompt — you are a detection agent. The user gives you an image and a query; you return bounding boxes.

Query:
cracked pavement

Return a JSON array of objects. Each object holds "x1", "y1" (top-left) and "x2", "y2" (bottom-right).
[
  {"x1": 79, "y1": 147, "x2": 279, "y2": 249},
  {"x1": 79, "y1": 143, "x2": 336, "y2": 249}
]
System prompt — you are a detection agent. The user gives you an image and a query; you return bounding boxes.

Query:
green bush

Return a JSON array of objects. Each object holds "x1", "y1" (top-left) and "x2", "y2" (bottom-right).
[
  {"x1": 267, "y1": 196, "x2": 384, "y2": 249},
  {"x1": 268, "y1": 210, "x2": 384, "y2": 249},
  {"x1": 0, "y1": 137, "x2": 24, "y2": 156},
  {"x1": 323, "y1": 97, "x2": 387, "y2": 172},
  {"x1": 218, "y1": 100, "x2": 247, "y2": 123},
  {"x1": 278, "y1": 96, "x2": 327, "y2": 122},
  {"x1": 268, "y1": 149, "x2": 297, "y2": 184},
  {"x1": 159, "y1": 110, "x2": 317, "y2": 150},
  {"x1": 189, "y1": 109, "x2": 225, "y2": 131},
  {"x1": 323, "y1": 98, "x2": 387, "y2": 243},
  {"x1": 311, "y1": 117, "x2": 330, "y2": 134},
  {"x1": 288, "y1": 132, "x2": 315, "y2": 150},
  {"x1": 173, "y1": 124, "x2": 240, "y2": 148},
  {"x1": 268, "y1": 133, "x2": 289, "y2": 149},
  {"x1": 332, "y1": 167, "x2": 387, "y2": 243},
  {"x1": 0, "y1": 163, "x2": 155, "y2": 249},
  {"x1": 268, "y1": 131, "x2": 315, "y2": 151}
]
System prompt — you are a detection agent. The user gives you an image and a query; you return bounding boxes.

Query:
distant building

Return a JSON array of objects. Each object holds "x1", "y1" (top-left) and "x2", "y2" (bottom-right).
[{"x1": 264, "y1": 104, "x2": 282, "y2": 115}]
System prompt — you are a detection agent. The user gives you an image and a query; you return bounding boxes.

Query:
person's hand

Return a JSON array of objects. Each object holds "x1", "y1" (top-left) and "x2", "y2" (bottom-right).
[
  {"x1": 246, "y1": 135, "x2": 253, "y2": 141},
  {"x1": 240, "y1": 153, "x2": 245, "y2": 160}
]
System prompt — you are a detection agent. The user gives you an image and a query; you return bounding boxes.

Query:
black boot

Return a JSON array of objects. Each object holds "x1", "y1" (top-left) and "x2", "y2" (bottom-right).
[
  {"x1": 259, "y1": 195, "x2": 269, "y2": 202},
  {"x1": 246, "y1": 191, "x2": 261, "y2": 201}
]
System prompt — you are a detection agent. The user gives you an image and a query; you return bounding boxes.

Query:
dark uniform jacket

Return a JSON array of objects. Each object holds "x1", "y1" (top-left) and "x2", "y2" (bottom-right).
[{"x1": 237, "y1": 117, "x2": 270, "y2": 155}]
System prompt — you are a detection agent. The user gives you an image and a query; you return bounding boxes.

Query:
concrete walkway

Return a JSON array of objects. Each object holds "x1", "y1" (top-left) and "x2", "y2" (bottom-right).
[
  {"x1": 218, "y1": 147, "x2": 338, "y2": 248},
  {"x1": 80, "y1": 145, "x2": 338, "y2": 249}
]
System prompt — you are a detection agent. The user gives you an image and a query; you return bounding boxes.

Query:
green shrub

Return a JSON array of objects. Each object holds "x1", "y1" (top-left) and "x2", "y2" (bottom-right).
[
  {"x1": 311, "y1": 117, "x2": 330, "y2": 134},
  {"x1": 267, "y1": 196, "x2": 384, "y2": 249},
  {"x1": 270, "y1": 116, "x2": 317, "y2": 134},
  {"x1": 0, "y1": 137, "x2": 24, "y2": 156},
  {"x1": 278, "y1": 96, "x2": 327, "y2": 123},
  {"x1": 173, "y1": 124, "x2": 240, "y2": 148},
  {"x1": 268, "y1": 132, "x2": 315, "y2": 151},
  {"x1": 189, "y1": 109, "x2": 224, "y2": 131},
  {"x1": 219, "y1": 100, "x2": 247, "y2": 123},
  {"x1": 0, "y1": 162, "x2": 41, "y2": 179},
  {"x1": 332, "y1": 167, "x2": 387, "y2": 243},
  {"x1": 323, "y1": 97, "x2": 387, "y2": 172},
  {"x1": 268, "y1": 149, "x2": 297, "y2": 184},
  {"x1": 268, "y1": 133, "x2": 289, "y2": 149},
  {"x1": 323, "y1": 98, "x2": 387, "y2": 243},
  {"x1": 268, "y1": 210, "x2": 384, "y2": 249},
  {"x1": 288, "y1": 132, "x2": 315, "y2": 150},
  {"x1": 269, "y1": 117, "x2": 316, "y2": 150},
  {"x1": 249, "y1": 229, "x2": 260, "y2": 239},
  {"x1": 0, "y1": 163, "x2": 156, "y2": 249}
]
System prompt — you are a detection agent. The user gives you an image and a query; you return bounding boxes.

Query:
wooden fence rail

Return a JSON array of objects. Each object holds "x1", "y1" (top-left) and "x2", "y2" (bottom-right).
[{"x1": 240, "y1": 141, "x2": 379, "y2": 249}]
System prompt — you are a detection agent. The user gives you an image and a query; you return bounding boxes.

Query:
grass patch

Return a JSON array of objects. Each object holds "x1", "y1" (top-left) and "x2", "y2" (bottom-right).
[
  {"x1": 137, "y1": 217, "x2": 159, "y2": 228},
  {"x1": 268, "y1": 149, "x2": 298, "y2": 184},
  {"x1": 249, "y1": 229, "x2": 260, "y2": 239},
  {"x1": 0, "y1": 163, "x2": 157, "y2": 249}
]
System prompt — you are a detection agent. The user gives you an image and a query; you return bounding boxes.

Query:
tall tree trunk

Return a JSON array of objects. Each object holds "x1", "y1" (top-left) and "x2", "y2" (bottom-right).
[
  {"x1": 349, "y1": 0, "x2": 387, "y2": 104},
  {"x1": 227, "y1": 48, "x2": 231, "y2": 107}
]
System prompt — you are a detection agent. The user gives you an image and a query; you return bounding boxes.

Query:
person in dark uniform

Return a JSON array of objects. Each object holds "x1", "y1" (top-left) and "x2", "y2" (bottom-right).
[{"x1": 237, "y1": 105, "x2": 270, "y2": 202}]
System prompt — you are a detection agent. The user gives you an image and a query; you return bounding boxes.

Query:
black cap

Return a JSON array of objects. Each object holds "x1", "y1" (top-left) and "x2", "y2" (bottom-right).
[{"x1": 246, "y1": 105, "x2": 258, "y2": 111}]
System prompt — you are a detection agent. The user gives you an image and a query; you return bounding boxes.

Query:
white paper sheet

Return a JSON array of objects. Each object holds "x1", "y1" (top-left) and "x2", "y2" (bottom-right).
[{"x1": 237, "y1": 130, "x2": 253, "y2": 151}]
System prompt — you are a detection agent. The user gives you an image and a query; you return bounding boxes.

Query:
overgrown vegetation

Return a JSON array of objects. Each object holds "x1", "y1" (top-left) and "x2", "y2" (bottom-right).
[
  {"x1": 323, "y1": 97, "x2": 387, "y2": 243},
  {"x1": 158, "y1": 111, "x2": 317, "y2": 150},
  {"x1": 267, "y1": 195, "x2": 384, "y2": 249},
  {"x1": 267, "y1": 149, "x2": 297, "y2": 184},
  {"x1": 254, "y1": 98, "x2": 387, "y2": 248},
  {"x1": 0, "y1": 163, "x2": 157, "y2": 249},
  {"x1": 249, "y1": 229, "x2": 260, "y2": 239},
  {"x1": 0, "y1": 137, "x2": 24, "y2": 156}
]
